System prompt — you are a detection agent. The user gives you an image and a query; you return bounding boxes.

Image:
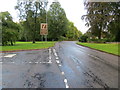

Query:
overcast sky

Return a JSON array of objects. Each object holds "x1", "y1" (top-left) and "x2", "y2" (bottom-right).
[{"x1": 0, "y1": 0, "x2": 89, "y2": 34}]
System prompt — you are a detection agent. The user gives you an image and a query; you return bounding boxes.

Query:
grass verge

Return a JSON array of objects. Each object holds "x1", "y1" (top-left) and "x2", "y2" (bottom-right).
[
  {"x1": 77, "y1": 42, "x2": 120, "y2": 56},
  {"x1": 0, "y1": 41, "x2": 56, "y2": 51}
]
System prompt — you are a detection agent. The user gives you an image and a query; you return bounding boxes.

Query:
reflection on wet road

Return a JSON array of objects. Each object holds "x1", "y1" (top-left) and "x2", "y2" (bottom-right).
[{"x1": 1, "y1": 41, "x2": 119, "y2": 88}]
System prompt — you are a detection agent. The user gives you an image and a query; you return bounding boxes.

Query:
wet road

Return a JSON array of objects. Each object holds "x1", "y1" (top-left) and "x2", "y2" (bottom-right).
[{"x1": 0, "y1": 41, "x2": 119, "y2": 88}]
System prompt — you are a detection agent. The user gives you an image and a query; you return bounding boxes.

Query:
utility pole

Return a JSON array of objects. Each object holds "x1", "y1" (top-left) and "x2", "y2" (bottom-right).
[{"x1": 45, "y1": 0, "x2": 48, "y2": 42}]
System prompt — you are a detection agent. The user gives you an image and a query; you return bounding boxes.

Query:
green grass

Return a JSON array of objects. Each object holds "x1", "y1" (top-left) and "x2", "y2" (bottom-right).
[
  {"x1": 77, "y1": 42, "x2": 120, "y2": 56},
  {"x1": 0, "y1": 41, "x2": 56, "y2": 51}
]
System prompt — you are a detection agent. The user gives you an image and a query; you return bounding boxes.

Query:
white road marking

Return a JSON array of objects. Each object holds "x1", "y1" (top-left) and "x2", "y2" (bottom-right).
[
  {"x1": 64, "y1": 79, "x2": 69, "y2": 88},
  {"x1": 4, "y1": 54, "x2": 16, "y2": 58},
  {"x1": 53, "y1": 49, "x2": 56, "y2": 53},
  {"x1": 61, "y1": 72, "x2": 65, "y2": 75},
  {"x1": 59, "y1": 64, "x2": 62, "y2": 66},
  {"x1": 29, "y1": 62, "x2": 32, "y2": 63},
  {"x1": 56, "y1": 60, "x2": 60, "y2": 64},
  {"x1": 54, "y1": 53, "x2": 58, "y2": 57},
  {"x1": 56, "y1": 57, "x2": 59, "y2": 60},
  {"x1": 49, "y1": 48, "x2": 51, "y2": 53},
  {"x1": 0, "y1": 62, "x2": 3, "y2": 63},
  {"x1": 42, "y1": 62, "x2": 46, "y2": 63},
  {"x1": 48, "y1": 48, "x2": 52, "y2": 63},
  {"x1": 11, "y1": 62, "x2": 15, "y2": 63},
  {"x1": 48, "y1": 60, "x2": 52, "y2": 64},
  {"x1": 49, "y1": 56, "x2": 52, "y2": 60},
  {"x1": 35, "y1": 62, "x2": 38, "y2": 64},
  {"x1": 53, "y1": 49, "x2": 58, "y2": 56}
]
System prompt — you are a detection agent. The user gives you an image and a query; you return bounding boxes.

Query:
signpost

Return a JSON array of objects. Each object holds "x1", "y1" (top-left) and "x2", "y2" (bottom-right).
[
  {"x1": 40, "y1": 23, "x2": 48, "y2": 41},
  {"x1": 40, "y1": 23, "x2": 48, "y2": 35}
]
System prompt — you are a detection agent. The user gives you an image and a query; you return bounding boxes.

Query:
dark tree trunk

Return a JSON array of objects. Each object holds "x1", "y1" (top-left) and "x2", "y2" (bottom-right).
[
  {"x1": 11, "y1": 40, "x2": 13, "y2": 46},
  {"x1": 98, "y1": 29, "x2": 101, "y2": 39}
]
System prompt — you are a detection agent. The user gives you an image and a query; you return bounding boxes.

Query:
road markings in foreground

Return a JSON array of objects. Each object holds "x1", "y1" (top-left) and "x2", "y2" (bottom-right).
[
  {"x1": 64, "y1": 79, "x2": 69, "y2": 88},
  {"x1": 4, "y1": 54, "x2": 16, "y2": 58}
]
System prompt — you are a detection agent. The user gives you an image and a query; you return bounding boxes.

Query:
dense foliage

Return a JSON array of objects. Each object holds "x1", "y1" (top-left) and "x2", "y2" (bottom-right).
[
  {"x1": 1, "y1": 1, "x2": 82, "y2": 46},
  {"x1": 1, "y1": 11, "x2": 20, "y2": 46},
  {"x1": 82, "y1": 1, "x2": 120, "y2": 42}
]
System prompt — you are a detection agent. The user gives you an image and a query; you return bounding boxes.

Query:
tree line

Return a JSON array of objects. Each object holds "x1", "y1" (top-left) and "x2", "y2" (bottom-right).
[
  {"x1": 81, "y1": 1, "x2": 120, "y2": 42},
  {"x1": 1, "y1": 0, "x2": 82, "y2": 46}
]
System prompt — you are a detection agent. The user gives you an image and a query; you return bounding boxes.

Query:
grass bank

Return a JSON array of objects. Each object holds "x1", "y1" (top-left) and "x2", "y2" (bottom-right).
[
  {"x1": 0, "y1": 41, "x2": 56, "y2": 51},
  {"x1": 77, "y1": 42, "x2": 120, "y2": 56}
]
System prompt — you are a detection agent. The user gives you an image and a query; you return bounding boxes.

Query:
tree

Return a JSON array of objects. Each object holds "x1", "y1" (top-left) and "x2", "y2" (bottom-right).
[
  {"x1": 66, "y1": 21, "x2": 82, "y2": 40},
  {"x1": 1, "y1": 11, "x2": 19, "y2": 46},
  {"x1": 47, "y1": 2, "x2": 68, "y2": 40},
  {"x1": 82, "y1": 1, "x2": 120, "y2": 41},
  {"x1": 15, "y1": 0, "x2": 47, "y2": 43}
]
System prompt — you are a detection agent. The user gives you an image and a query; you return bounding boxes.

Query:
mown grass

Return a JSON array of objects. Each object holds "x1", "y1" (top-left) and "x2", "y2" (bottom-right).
[
  {"x1": 0, "y1": 41, "x2": 56, "y2": 51},
  {"x1": 77, "y1": 42, "x2": 120, "y2": 56}
]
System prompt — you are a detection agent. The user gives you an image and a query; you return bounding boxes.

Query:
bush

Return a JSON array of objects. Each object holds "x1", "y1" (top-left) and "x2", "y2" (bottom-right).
[
  {"x1": 59, "y1": 36, "x2": 68, "y2": 41},
  {"x1": 87, "y1": 38, "x2": 114, "y2": 43},
  {"x1": 79, "y1": 35, "x2": 88, "y2": 42}
]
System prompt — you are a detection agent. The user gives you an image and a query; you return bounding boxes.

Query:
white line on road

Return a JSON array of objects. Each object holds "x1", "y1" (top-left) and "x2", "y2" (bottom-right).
[
  {"x1": 56, "y1": 57, "x2": 59, "y2": 60},
  {"x1": 59, "y1": 64, "x2": 62, "y2": 66},
  {"x1": 61, "y1": 72, "x2": 65, "y2": 75},
  {"x1": 49, "y1": 56, "x2": 52, "y2": 60},
  {"x1": 48, "y1": 48, "x2": 52, "y2": 63},
  {"x1": 49, "y1": 48, "x2": 51, "y2": 53},
  {"x1": 35, "y1": 62, "x2": 38, "y2": 64},
  {"x1": 53, "y1": 49, "x2": 58, "y2": 56},
  {"x1": 56, "y1": 60, "x2": 60, "y2": 64},
  {"x1": 64, "y1": 79, "x2": 69, "y2": 88},
  {"x1": 4, "y1": 54, "x2": 16, "y2": 58},
  {"x1": 48, "y1": 60, "x2": 52, "y2": 64}
]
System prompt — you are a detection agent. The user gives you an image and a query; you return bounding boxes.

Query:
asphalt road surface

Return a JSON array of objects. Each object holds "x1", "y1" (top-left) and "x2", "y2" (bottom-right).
[{"x1": 0, "y1": 41, "x2": 119, "y2": 88}]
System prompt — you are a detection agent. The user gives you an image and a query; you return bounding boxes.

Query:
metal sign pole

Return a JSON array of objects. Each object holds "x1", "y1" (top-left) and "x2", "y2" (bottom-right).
[
  {"x1": 45, "y1": 1, "x2": 48, "y2": 42},
  {"x1": 40, "y1": 0, "x2": 48, "y2": 41},
  {"x1": 41, "y1": 35, "x2": 43, "y2": 41}
]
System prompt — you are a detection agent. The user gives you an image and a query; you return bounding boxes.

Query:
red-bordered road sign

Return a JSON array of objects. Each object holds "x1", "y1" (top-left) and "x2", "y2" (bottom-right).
[{"x1": 40, "y1": 23, "x2": 48, "y2": 35}]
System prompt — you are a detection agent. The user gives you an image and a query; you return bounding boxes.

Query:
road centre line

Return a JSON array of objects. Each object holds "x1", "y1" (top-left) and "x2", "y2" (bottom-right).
[
  {"x1": 56, "y1": 60, "x2": 60, "y2": 64},
  {"x1": 52, "y1": 49, "x2": 70, "y2": 88},
  {"x1": 64, "y1": 79, "x2": 69, "y2": 88},
  {"x1": 61, "y1": 72, "x2": 65, "y2": 75}
]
